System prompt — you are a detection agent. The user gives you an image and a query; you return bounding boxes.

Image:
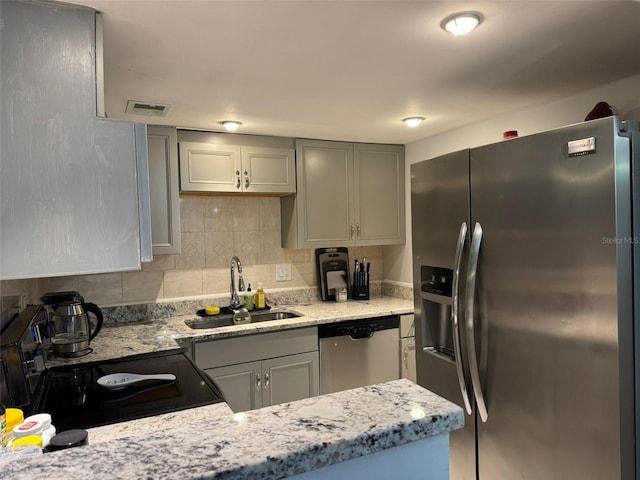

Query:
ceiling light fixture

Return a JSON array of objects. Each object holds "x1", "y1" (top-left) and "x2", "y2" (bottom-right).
[
  {"x1": 441, "y1": 12, "x2": 482, "y2": 36},
  {"x1": 220, "y1": 120, "x2": 242, "y2": 131},
  {"x1": 402, "y1": 117, "x2": 425, "y2": 127}
]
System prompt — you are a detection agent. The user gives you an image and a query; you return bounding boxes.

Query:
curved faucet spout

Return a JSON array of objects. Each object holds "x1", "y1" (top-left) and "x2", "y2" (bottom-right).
[{"x1": 230, "y1": 256, "x2": 245, "y2": 309}]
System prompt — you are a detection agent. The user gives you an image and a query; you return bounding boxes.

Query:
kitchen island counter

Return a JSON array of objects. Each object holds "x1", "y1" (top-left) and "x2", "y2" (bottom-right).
[{"x1": 3, "y1": 379, "x2": 463, "y2": 480}]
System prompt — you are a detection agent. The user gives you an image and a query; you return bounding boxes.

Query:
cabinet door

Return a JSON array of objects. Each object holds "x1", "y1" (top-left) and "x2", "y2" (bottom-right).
[
  {"x1": 401, "y1": 337, "x2": 417, "y2": 382},
  {"x1": 147, "y1": 126, "x2": 181, "y2": 254},
  {"x1": 262, "y1": 352, "x2": 319, "y2": 408},
  {"x1": 205, "y1": 361, "x2": 262, "y2": 413},
  {"x1": 0, "y1": 2, "x2": 148, "y2": 279},
  {"x1": 241, "y1": 146, "x2": 296, "y2": 194},
  {"x1": 294, "y1": 140, "x2": 355, "y2": 247},
  {"x1": 179, "y1": 142, "x2": 242, "y2": 192},
  {"x1": 354, "y1": 144, "x2": 405, "y2": 245}
]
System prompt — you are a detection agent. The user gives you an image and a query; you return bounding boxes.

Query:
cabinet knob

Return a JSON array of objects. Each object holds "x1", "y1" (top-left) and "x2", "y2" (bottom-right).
[
  {"x1": 264, "y1": 372, "x2": 270, "y2": 390},
  {"x1": 256, "y1": 371, "x2": 261, "y2": 391},
  {"x1": 236, "y1": 175, "x2": 241, "y2": 189},
  {"x1": 245, "y1": 177, "x2": 250, "y2": 189}
]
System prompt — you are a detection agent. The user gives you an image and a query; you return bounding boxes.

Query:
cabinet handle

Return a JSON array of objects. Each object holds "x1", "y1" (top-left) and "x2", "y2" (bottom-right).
[
  {"x1": 245, "y1": 177, "x2": 250, "y2": 189},
  {"x1": 356, "y1": 224, "x2": 361, "y2": 237},
  {"x1": 256, "y1": 371, "x2": 261, "y2": 391},
  {"x1": 236, "y1": 171, "x2": 241, "y2": 189},
  {"x1": 264, "y1": 372, "x2": 270, "y2": 390},
  {"x1": 350, "y1": 225, "x2": 355, "y2": 238}
]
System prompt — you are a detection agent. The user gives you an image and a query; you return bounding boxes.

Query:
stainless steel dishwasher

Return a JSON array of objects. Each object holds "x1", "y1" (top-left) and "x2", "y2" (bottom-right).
[{"x1": 319, "y1": 315, "x2": 400, "y2": 394}]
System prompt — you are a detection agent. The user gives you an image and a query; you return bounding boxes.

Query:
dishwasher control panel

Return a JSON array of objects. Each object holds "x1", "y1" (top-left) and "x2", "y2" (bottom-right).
[{"x1": 318, "y1": 315, "x2": 399, "y2": 339}]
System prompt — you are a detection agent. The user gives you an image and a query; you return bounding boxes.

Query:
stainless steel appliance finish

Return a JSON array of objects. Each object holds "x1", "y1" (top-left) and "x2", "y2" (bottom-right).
[
  {"x1": 229, "y1": 255, "x2": 245, "y2": 309},
  {"x1": 319, "y1": 315, "x2": 399, "y2": 394},
  {"x1": 185, "y1": 310, "x2": 301, "y2": 329},
  {"x1": 411, "y1": 117, "x2": 638, "y2": 479},
  {"x1": 0, "y1": 305, "x2": 50, "y2": 408}
]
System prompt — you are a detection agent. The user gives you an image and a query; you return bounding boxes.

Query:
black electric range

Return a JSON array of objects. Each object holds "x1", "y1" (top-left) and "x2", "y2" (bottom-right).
[{"x1": 29, "y1": 349, "x2": 224, "y2": 431}]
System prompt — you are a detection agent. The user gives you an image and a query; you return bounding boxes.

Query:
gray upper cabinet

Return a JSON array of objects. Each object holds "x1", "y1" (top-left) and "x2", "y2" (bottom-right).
[
  {"x1": 281, "y1": 139, "x2": 405, "y2": 248},
  {"x1": 179, "y1": 142, "x2": 295, "y2": 194},
  {"x1": 147, "y1": 126, "x2": 181, "y2": 255},
  {"x1": 354, "y1": 143, "x2": 405, "y2": 245},
  {"x1": 0, "y1": 0, "x2": 151, "y2": 280}
]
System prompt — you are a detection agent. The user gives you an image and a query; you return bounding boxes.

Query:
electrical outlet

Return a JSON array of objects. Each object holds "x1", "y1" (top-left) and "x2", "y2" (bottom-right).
[{"x1": 276, "y1": 263, "x2": 292, "y2": 282}]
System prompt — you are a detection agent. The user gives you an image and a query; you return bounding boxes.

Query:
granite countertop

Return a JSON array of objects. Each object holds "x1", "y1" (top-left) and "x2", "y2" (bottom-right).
[
  {"x1": 2, "y1": 379, "x2": 463, "y2": 480},
  {"x1": 8, "y1": 295, "x2": 458, "y2": 479},
  {"x1": 47, "y1": 296, "x2": 413, "y2": 367}
]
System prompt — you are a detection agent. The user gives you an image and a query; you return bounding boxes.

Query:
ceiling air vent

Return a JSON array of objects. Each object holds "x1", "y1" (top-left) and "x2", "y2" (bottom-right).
[{"x1": 125, "y1": 100, "x2": 172, "y2": 117}]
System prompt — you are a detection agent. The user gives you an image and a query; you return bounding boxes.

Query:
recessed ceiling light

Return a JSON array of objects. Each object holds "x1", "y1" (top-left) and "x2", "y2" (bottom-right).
[
  {"x1": 441, "y1": 12, "x2": 482, "y2": 36},
  {"x1": 402, "y1": 117, "x2": 425, "y2": 127},
  {"x1": 220, "y1": 121, "x2": 242, "y2": 131}
]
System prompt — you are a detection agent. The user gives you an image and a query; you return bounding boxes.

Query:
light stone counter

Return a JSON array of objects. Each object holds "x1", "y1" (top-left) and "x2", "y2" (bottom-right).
[
  {"x1": 46, "y1": 296, "x2": 413, "y2": 367},
  {"x1": 3, "y1": 379, "x2": 463, "y2": 480}
]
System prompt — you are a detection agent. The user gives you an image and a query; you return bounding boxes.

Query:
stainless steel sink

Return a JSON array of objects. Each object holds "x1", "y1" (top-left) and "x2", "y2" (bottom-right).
[
  {"x1": 185, "y1": 311, "x2": 301, "y2": 329},
  {"x1": 250, "y1": 311, "x2": 300, "y2": 322}
]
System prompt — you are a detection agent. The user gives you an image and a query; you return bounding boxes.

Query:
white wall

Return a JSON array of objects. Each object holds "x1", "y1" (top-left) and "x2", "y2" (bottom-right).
[{"x1": 383, "y1": 73, "x2": 640, "y2": 285}]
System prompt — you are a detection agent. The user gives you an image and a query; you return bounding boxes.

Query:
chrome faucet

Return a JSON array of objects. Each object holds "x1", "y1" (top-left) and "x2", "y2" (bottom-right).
[{"x1": 230, "y1": 256, "x2": 245, "y2": 309}]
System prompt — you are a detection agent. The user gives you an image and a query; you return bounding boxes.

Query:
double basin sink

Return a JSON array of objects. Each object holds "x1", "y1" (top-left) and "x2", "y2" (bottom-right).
[{"x1": 185, "y1": 309, "x2": 301, "y2": 329}]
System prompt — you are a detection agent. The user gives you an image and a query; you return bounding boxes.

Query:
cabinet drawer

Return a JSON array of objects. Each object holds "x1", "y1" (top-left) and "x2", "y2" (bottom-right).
[{"x1": 194, "y1": 327, "x2": 318, "y2": 369}]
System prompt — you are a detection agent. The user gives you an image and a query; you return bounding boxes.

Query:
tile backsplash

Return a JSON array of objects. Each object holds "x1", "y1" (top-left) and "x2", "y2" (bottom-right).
[{"x1": 6, "y1": 196, "x2": 385, "y2": 307}]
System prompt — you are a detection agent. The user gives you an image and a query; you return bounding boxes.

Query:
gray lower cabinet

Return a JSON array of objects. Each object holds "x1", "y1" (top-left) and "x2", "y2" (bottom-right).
[
  {"x1": 205, "y1": 352, "x2": 319, "y2": 412},
  {"x1": 147, "y1": 126, "x2": 181, "y2": 255},
  {"x1": 179, "y1": 142, "x2": 296, "y2": 194},
  {"x1": 194, "y1": 327, "x2": 319, "y2": 412}
]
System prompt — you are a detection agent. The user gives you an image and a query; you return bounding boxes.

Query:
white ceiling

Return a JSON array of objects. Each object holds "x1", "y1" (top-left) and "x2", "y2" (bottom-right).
[{"x1": 75, "y1": 0, "x2": 640, "y2": 144}]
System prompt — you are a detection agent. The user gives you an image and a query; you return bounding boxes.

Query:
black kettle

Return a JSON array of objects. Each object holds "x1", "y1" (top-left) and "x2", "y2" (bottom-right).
[{"x1": 42, "y1": 291, "x2": 103, "y2": 358}]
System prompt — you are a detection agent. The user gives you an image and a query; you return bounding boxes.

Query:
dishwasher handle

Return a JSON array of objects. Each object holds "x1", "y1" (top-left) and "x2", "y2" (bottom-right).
[{"x1": 349, "y1": 329, "x2": 374, "y2": 340}]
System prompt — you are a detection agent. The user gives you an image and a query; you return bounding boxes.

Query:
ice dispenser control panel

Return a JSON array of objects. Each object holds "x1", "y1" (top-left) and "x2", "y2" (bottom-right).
[{"x1": 421, "y1": 266, "x2": 453, "y2": 297}]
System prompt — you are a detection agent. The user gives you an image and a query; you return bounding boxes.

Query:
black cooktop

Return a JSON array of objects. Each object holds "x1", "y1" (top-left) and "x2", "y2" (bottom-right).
[{"x1": 30, "y1": 349, "x2": 224, "y2": 431}]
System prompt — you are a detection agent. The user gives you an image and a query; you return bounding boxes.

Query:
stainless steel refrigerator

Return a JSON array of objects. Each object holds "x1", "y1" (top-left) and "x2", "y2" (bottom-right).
[{"x1": 410, "y1": 116, "x2": 639, "y2": 480}]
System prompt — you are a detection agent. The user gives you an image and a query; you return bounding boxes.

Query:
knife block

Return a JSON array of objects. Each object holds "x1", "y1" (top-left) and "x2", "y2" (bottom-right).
[{"x1": 352, "y1": 282, "x2": 369, "y2": 301}]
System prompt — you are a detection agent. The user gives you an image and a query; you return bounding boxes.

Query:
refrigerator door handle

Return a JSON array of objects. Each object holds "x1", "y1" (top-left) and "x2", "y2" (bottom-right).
[
  {"x1": 466, "y1": 221, "x2": 489, "y2": 422},
  {"x1": 452, "y1": 221, "x2": 473, "y2": 415}
]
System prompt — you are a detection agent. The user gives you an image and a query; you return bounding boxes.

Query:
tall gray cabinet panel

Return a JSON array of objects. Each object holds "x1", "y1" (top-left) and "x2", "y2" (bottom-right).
[
  {"x1": 355, "y1": 143, "x2": 405, "y2": 245},
  {"x1": 0, "y1": 0, "x2": 150, "y2": 279},
  {"x1": 147, "y1": 126, "x2": 181, "y2": 255},
  {"x1": 292, "y1": 140, "x2": 354, "y2": 245}
]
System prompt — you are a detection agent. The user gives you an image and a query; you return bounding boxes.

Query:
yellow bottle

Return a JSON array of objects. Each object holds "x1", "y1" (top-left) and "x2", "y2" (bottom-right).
[{"x1": 255, "y1": 282, "x2": 266, "y2": 309}]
